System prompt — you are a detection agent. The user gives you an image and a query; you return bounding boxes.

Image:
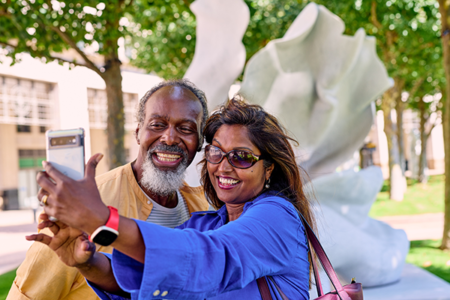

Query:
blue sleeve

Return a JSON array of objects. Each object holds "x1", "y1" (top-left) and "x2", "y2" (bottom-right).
[{"x1": 111, "y1": 197, "x2": 305, "y2": 300}]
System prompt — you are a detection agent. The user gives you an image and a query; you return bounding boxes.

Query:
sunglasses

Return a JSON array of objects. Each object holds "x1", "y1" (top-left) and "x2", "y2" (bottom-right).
[{"x1": 205, "y1": 144, "x2": 263, "y2": 169}]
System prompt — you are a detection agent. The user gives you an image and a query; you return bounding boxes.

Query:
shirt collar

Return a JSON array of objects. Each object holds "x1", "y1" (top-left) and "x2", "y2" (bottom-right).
[{"x1": 192, "y1": 190, "x2": 279, "y2": 219}]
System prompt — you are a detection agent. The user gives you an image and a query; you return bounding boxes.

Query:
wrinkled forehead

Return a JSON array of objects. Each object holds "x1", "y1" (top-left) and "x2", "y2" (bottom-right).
[{"x1": 144, "y1": 86, "x2": 203, "y2": 123}]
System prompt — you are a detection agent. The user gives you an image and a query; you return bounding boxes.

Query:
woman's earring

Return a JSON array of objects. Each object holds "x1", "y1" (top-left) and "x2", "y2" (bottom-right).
[{"x1": 265, "y1": 178, "x2": 271, "y2": 189}]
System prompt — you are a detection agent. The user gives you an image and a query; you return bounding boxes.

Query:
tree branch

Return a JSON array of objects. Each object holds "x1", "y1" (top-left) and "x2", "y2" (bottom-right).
[
  {"x1": 49, "y1": 26, "x2": 104, "y2": 78},
  {"x1": 409, "y1": 77, "x2": 425, "y2": 100},
  {"x1": 0, "y1": 41, "x2": 91, "y2": 69},
  {"x1": 371, "y1": 1, "x2": 383, "y2": 29}
]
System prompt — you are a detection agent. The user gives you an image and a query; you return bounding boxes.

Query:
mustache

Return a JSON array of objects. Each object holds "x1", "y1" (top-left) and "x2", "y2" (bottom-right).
[{"x1": 148, "y1": 144, "x2": 188, "y2": 160}]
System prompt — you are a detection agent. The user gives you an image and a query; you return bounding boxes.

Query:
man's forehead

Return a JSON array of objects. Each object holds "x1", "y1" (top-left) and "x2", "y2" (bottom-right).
[{"x1": 144, "y1": 86, "x2": 203, "y2": 121}]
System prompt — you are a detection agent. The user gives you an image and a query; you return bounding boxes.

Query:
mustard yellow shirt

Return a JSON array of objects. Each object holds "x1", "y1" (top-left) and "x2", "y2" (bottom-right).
[{"x1": 7, "y1": 162, "x2": 209, "y2": 300}]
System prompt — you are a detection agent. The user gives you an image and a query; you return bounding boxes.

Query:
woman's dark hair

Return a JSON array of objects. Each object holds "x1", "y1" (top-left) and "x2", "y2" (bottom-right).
[{"x1": 200, "y1": 97, "x2": 317, "y2": 278}]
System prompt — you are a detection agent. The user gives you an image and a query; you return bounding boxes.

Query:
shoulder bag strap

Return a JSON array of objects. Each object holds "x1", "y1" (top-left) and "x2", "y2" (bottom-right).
[
  {"x1": 257, "y1": 277, "x2": 272, "y2": 300},
  {"x1": 300, "y1": 215, "x2": 350, "y2": 300}
]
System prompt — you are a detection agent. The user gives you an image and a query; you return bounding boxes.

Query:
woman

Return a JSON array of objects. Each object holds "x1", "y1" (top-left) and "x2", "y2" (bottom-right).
[{"x1": 29, "y1": 97, "x2": 316, "y2": 299}]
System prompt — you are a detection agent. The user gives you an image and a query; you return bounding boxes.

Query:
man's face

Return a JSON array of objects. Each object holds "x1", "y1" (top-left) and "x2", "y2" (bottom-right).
[{"x1": 136, "y1": 85, "x2": 203, "y2": 177}]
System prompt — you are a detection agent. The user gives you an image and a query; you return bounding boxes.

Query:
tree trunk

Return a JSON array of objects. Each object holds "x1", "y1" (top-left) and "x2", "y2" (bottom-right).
[
  {"x1": 418, "y1": 97, "x2": 429, "y2": 183},
  {"x1": 103, "y1": 59, "x2": 125, "y2": 169},
  {"x1": 438, "y1": 0, "x2": 450, "y2": 250},
  {"x1": 382, "y1": 80, "x2": 405, "y2": 201},
  {"x1": 396, "y1": 84, "x2": 406, "y2": 175}
]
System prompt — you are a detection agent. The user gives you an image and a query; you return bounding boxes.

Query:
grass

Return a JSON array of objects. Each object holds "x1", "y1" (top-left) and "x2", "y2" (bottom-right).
[
  {"x1": 407, "y1": 239, "x2": 450, "y2": 283},
  {"x1": 369, "y1": 175, "x2": 445, "y2": 218},
  {"x1": 0, "y1": 269, "x2": 15, "y2": 300}
]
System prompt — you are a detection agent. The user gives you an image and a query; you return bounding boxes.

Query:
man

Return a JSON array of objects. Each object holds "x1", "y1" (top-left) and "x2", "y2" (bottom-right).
[{"x1": 7, "y1": 79, "x2": 210, "y2": 299}]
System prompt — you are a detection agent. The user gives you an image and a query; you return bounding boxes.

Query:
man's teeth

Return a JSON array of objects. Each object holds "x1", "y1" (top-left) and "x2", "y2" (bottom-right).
[
  {"x1": 156, "y1": 153, "x2": 181, "y2": 162},
  {"x1": 219, "y1": 177, "x2": 239, "y2": 185}
]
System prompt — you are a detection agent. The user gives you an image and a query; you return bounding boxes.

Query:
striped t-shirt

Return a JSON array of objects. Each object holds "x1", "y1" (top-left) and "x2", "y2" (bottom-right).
[{"x1": 144, "y1": 190, "x2": 191, "y2": 228}]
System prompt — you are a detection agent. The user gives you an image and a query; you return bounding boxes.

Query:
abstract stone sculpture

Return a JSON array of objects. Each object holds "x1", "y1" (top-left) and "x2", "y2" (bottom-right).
[
  {"x1": 185, "y1": 1, "x2": 408, "y2": 288},
  {"x1": 184, "y1": 0, "x2": 249, "y2": 109}
]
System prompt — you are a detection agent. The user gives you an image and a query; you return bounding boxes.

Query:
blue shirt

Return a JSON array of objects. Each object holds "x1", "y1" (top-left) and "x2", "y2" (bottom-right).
[{"x1": 90, "y1": 192, "x2": 310, "y2": 299}]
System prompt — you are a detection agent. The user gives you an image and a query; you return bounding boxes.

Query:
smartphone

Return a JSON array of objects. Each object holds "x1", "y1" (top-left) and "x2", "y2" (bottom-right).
[{"x1": 46, "y1": 128, "x2": 85, "y2": 180}]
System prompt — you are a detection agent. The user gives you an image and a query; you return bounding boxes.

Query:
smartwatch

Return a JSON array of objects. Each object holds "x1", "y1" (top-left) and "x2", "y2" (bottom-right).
[{"x1": 89, "y1": 206, "x2": 119, "y2": 246}]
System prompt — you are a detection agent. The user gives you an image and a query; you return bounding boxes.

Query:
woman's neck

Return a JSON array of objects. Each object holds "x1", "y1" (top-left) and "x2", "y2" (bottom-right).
[{"x1": 225, "y1": 203, "x2": 246, "y2": 222}]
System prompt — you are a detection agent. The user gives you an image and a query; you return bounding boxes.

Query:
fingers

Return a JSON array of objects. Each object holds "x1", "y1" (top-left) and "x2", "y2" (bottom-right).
[
  {"x1": 36, "y1": 171, "x2": 56, "y2": 195},
  {"x1": 26, "y1": 233, "x2": 52, "y2": 245},
  {"x1": 37, "y1": 220, "x2": 60, "y2": 236},
  {"x1": 42, "y1": 161, "x2": 68, "y2": 185},
  {"x1": 85, "y1": 154, "x2": 103, "y2": 180}
]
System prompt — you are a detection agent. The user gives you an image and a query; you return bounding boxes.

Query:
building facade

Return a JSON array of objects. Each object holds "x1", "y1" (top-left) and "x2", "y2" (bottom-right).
[{"x1": 0, "y1": 54, "x2": 161, "y2": 210}]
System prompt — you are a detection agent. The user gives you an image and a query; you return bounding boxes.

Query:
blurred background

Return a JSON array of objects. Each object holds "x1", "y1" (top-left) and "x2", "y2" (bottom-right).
[{"x1": 0, "y1": 0, "x2": 450, "y2": 299}]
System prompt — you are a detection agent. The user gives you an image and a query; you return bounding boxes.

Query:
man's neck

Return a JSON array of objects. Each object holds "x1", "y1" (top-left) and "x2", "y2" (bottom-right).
[{"x1": 131, "y1": 161, "x2": 179, "y2": 208}]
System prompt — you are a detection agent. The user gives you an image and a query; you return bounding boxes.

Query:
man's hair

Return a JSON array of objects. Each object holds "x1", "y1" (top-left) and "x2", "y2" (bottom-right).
[{"x1": 136, "y1": 79, "x2": 208, "y2": 151}]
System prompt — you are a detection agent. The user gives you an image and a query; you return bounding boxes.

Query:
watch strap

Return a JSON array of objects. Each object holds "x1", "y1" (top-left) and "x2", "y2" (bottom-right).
[
  {"x1": 89, "y1": 206, "x2": 119, "y2": 243},
  {"x1": 105, "y1": 206, "x2": 119, "y2": 231}
]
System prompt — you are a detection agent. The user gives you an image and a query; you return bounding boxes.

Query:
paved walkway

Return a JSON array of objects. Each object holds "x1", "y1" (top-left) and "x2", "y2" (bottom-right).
[
  {"x1": 0, "y1": 209, "x2": 41, "y2": 276},
  {"x1": 377, "y1": 213, "x2": 444, "y2": 241},
  {"x1": 0, "y1": 210, "x2": 446, "y2": 276}
]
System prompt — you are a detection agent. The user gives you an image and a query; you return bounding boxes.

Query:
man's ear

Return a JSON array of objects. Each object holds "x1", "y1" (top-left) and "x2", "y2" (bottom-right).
[{"x1": 135, "y1": 124, "x2": 141, "y2": 145}]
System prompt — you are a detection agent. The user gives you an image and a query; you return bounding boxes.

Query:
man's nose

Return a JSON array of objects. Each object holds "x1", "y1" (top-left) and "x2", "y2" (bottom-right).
[{"x1": 160, "y1": 126, "x2": 180, "y2": 146}]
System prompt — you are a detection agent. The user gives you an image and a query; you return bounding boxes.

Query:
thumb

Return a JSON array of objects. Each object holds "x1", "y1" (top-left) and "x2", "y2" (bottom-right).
[{"x1": 85, "y1": 154, "x2": 103, "y2": 180}]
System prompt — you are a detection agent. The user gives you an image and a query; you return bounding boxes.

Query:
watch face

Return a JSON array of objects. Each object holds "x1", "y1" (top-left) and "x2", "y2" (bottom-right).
[{"x1": 92, "y1": 229, "x2": 118, "y2": 246}]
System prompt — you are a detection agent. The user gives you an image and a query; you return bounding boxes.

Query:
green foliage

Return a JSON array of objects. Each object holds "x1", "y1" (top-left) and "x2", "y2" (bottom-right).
[
  {"x1": 0, "y1": 269, "x2": 16, "y2": 300},
  {"x1": 370, "y1": 175, "x2": 445, "y2": 217},
  {"x1": 129, "y1": 0, "x2": 196, "y2": 78},
  {"x1": 0, "y1": 0, "x2": 134, "y2": 66},
  {"x1": 407, "y1": 239, "x2": 450, "y2": 283}
]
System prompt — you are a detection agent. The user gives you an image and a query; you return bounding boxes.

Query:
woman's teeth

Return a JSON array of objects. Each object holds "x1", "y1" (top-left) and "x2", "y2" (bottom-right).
[
  {"x1": 219, "y1": 177, "x2": 239, "y2": 185},
  {"x1": 156, "y1": 153, "x2": 181, "y2": 162}
]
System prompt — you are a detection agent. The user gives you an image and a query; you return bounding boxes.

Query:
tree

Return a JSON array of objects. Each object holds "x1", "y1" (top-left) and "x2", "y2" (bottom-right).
[
  {"x1": 437, "y1": 0, "x2": 450, "y2": 250},
  {"x1": 0, "y1": 0, "x2": 193, "y2": 169}
]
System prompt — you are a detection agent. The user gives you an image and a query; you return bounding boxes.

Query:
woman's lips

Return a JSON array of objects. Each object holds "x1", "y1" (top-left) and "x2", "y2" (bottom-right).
[{"x1": 217, "y1": 176, "x2": 240, "y2": 190}]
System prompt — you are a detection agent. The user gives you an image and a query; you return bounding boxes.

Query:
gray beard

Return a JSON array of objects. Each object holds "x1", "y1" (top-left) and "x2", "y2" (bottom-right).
[{"x1": 140, "y1": 149, "x2": 188, "y2": 197}]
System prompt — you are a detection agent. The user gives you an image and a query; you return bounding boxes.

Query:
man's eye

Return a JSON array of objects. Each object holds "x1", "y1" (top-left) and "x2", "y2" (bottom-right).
[
  {"x1": 150, "y1": 123, "x2": 165, "y2": 129},
  {"x1": 180, "y1": 127, "x2": 195, "y2": 133}
]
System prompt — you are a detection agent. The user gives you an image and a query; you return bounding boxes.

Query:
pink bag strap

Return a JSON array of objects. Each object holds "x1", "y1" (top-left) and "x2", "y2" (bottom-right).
[
  {"x1": 300, "y1": 215, "x2": 349, "y2": 299},
  {"x1": 257, "y1": 214, "x2": 351, "y2": 300}
]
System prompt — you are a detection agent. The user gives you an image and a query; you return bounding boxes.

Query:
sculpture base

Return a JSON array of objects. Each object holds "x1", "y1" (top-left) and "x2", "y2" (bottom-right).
[{"x1": 309, "y1": 264, "x2": 450, "y2": 300}]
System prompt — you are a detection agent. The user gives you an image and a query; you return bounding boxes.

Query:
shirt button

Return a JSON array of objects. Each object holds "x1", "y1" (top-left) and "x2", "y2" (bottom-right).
[
  {"x1": 153, "y1": 290, "x2": 160, "y2": 296},
  {"x1": 147, "y1": 200, "x2": 150, "y2": 204},
  {"x1": 161, "y1": 291, "x2": 168, "y2": 297}
]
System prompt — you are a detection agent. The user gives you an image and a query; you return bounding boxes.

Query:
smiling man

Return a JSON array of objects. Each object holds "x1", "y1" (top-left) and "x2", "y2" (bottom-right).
[{"x1": 7, "y1": 79, "x2": 210, "y2": 300}]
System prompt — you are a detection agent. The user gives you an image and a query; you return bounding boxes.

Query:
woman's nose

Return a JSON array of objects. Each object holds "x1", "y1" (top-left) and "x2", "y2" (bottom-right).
[{"x1": 218, "y1": 156, "x2": 233, "y2": 172}]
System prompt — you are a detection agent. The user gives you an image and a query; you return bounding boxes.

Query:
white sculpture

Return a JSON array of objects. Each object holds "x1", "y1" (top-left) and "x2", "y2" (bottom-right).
[
  {"x1": 184, "y1": 0, "x2": 249, "y2": 109},
  {"x1": 184, "y1": 2, "x2": 408, "y2": 287}
]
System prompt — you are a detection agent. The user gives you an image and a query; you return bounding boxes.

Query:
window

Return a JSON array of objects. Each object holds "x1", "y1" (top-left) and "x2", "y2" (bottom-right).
[
  {"x1": 18, "y1": 149, "x2": 46, "y2": 169},
  {"x1": 87, "y1": 88, "x2": 138, "y2": 130},
  {"x1": 17, "y1": 125, "x2": 31, "y2": 133},
  {"x1": 0, "y1": 76, "x2": 54, "y2": 126}
]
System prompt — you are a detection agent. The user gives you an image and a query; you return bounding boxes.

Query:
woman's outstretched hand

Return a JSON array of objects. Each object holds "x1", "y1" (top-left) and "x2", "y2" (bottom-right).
[
  {"x1": 36, "y1": 153, "x2": 110, "y2": 235},
  {"x1": 26, "y1": 214, "x2": 96, "y2": 268}
]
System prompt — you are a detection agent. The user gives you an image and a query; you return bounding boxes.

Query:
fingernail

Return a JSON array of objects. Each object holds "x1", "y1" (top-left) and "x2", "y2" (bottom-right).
[
  {"x1": 96, "y1": 154, "x2": 104, "y2": 163},
  {"x1": 42, "y1": 161, "x2": 47, "y2": 168}
]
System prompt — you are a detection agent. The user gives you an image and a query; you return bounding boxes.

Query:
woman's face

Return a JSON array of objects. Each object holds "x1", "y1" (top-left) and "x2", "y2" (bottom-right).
[{"x1": 207, "y1": 124, "x2": 273, "y2": 205}]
